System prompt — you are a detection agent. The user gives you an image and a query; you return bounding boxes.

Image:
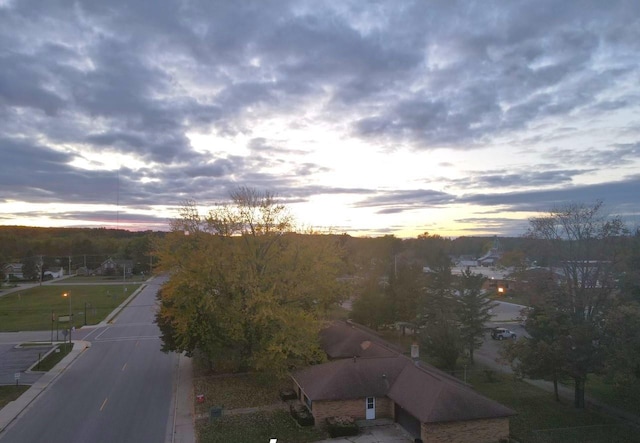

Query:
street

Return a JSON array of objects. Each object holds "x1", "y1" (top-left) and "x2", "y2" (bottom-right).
[{"x1": 0, "y1": 276, "x2": 179, "y2": 443}]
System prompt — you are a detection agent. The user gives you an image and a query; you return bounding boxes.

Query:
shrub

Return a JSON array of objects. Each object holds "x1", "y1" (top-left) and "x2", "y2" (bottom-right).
[
  {"x1": 326, "y1": 416, "x2": 359, "y2": 438},
  {"x1": 290, "y1": 403, "x2": 314, "y2": 426},
  {"x1": 279, "y1": 388, "x2": 298, "y2": 401}
]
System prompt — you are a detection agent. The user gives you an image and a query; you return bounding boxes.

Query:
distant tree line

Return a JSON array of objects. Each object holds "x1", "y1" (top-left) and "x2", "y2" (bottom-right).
[{"x1": 0, "y1": 226, "x2": 164, "y2": 281}]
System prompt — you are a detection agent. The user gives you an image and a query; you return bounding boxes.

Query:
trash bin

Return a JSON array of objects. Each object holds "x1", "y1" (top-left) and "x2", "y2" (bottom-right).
[
  {"x1": 196, "y1": 394, "x2": 205, "y2": 403},
  {"x1": 210, "y1": 406, "x2": 223, "y2": 421}
]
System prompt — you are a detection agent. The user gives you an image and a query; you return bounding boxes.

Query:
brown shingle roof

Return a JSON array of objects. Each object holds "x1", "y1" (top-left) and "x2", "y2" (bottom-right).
[
  {"x1": 293, "y1": 355, "x2": 515, "y2": 423},
  {"x1": 319, "y1": 321, "x2": 401, "y2": 359},
  {"x1": 388, "y1": 360, "x2": 515, "y2": 423},
  {"x1": 294, "y1": 320, "x2": 516, "y2": 424},
  {"x1": 293, "y1": 356, "x2": 406, "y2": 401}
]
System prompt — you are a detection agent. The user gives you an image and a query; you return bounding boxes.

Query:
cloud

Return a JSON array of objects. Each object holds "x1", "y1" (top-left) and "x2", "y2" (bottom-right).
[
  {"x1": 0, "y1": 0, "x2": 639, "y2": 236},
  {"x1": 354, "y1": 189, "x2": 455, "y2": 213},
  {"x1": 457, "y1": 176, "x2": 640, "y2": 214},
  {"x1": 448, "y1": 169, "x2": 590, "y2": 190}
]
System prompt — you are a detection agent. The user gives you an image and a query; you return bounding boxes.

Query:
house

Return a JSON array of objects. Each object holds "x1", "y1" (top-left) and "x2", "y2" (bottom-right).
[
  {"x1": 292, "y1": 321, "x2": 515, "y2": 442},
  {"x1": 44, "y1": 267, "x2": 64, "y2": 279},
  {"x1": 96, "y1": 258, "x2": 134, "y2": 276},
  {"x1": 477, "y1": 237, "x2": 503, "y2": 267},
  {"x1": 3, "y1": 263, "x2": 24, "y2": 280}
]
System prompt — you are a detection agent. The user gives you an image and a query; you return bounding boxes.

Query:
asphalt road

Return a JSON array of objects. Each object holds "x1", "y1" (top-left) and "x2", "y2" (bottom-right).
[{"x1": 0, "y1": 276, "x2": 179, "y2": 443}]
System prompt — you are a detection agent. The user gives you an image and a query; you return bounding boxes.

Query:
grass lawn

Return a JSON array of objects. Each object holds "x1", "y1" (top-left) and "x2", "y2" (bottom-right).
[
  {"x1": 197, "y1": 410, "x2": 327, "y2": 443},
  {"x1": 467, "y1": 370, "x2": 639, "y2": 443},
  {"x1": 193, "y1": 353, "x2": 328, "y2": 443},
  {"x1": 193, "y1": 373, "x2": 292, "y2": 416},
  {"x1": 55, "y1": 274, "x2": 149, "y2": 284},
  {"x1": 0, "y1": 386, "x2": 29, "y2": 410},
  {"x1": 490, "y1": 291, "x2": 531, "y2": 307},
  {"x1": 0, "y1": 284, "x2": 140, "y2": 331},
  {"x1": 34, "y1": 342, "x2": 74, "y2": 371},
  {"x1": 569, "y1": 375, "x2": 640, "y2": 416}
]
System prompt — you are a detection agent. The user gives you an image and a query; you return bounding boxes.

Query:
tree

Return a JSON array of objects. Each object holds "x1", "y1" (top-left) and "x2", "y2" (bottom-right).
[
  {"x1": 21, "y1": 252, "x2": 40, "y2": 281},
  {"x1": 502, "y1": 291, "x2": 569, "y2": 401},
  {"x1": 350, "y1": 285, "x2": 390, "y2": 330},
  {"x1": 418, "y1": 252, "x2": 463, "y2": 372},
  {"x1": 618, "y1": 227, "x2": 640, "y2": 304},
  {"x1": 456, "y1": 269, "x2": 495, "y2": 364},
  {"x1": 386, "y1": 263, "x2": 425, "y2": 325},
  {"x1": 602, "y1": 302, "x2": 640, "y2": 390},
  {"x1": 155, "y1": 188, "x2": 344, "y2": 376},
  {"x1": 512, "y1": 201, "x2": 626, "y2": 408},
  {"x1": 421, "y1": 317, "x2": 463, "y2": 373}
]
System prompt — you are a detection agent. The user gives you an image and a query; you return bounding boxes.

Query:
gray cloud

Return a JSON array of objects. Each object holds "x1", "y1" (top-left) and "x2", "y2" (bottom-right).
[
  {"x1": 457, "y1": 176, "x2": 640, "y2": 214},
  {"x1": 354, "y1": 189, "x2": 455, "y2": 213},
  {"x1": 0, "y1": 0, "x2": 638, "y2": 235}
]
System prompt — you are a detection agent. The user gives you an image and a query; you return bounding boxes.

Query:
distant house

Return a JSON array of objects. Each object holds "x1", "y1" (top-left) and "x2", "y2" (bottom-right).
[
  {"x1": 477, "y1": 237, "x2": 503, "y2": 267},
  {"x1": 96, "y1": 258, "x2": 134, "y2": 276},
  {"x1": 3, "y1": 263, "x2": 24, "y2": 280},
  {"x1": 44, "y1": 267, "x2": 64, "y2": 279},
  {"x1": 291, "y1": 321, "x2": 515, "y2": 442}
]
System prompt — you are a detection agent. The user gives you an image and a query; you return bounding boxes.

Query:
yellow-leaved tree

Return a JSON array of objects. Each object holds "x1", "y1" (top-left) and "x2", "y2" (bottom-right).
[{"x1": 155, "y1": 187, "x2": 344, "y2": 376}]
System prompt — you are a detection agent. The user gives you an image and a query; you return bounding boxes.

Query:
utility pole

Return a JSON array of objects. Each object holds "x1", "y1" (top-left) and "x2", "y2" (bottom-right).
[
  {"x1": 63, "y1": 292, "x2": 72, "y2": 346},
  {"x1": 38, "y1": 255, "x2": 43, "y2": 286}
]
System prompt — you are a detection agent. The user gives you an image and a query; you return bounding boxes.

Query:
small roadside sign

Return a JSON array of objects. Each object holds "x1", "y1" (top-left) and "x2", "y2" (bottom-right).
[{"x1": 14, "y1": 372, "x2": 20, "y2": 380}]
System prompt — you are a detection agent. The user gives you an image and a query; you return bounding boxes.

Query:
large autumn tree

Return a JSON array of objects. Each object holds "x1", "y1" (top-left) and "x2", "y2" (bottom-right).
[
  {"x1": 505, "y1": 201, "x2": 626, "y2": 408},
  {"x1": 155, "y1": 188, "x2": 344, "y2": 376}
]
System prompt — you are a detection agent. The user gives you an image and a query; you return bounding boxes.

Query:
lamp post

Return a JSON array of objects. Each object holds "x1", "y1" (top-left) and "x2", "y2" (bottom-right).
[{"x1": 63, "y1": 292, "x2": 71, "y2": 345}]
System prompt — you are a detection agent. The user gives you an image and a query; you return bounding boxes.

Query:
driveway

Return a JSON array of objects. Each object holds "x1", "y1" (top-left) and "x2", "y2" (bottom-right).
[{"x1": 314, "y1": 421, "x2": 413, "y2": 443}]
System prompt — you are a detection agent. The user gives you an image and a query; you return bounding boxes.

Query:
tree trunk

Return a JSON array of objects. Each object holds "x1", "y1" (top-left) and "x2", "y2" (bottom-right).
[
  {"x1": 574, "y1": 377, "x2": 585, "y2": 408},
  {"x1": 553, "y1": 376, "x2": 559, "y2": 402},
  {"x1": 468, "y1": 344, "x2": 474, "y2": 364}
]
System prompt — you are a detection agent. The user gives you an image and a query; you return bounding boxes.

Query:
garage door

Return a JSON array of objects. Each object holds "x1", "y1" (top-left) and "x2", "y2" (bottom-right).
[{"x1": 395, "y1": 403, "x2": 421, "y2": 438}]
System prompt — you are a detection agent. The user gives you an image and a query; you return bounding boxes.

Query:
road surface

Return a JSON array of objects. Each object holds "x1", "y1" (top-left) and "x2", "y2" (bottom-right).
[{"x1": 0, "y1": 276, "x2": 179, "y2": 443}]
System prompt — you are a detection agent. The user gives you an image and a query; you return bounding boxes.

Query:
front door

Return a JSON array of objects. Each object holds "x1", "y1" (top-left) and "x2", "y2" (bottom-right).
[{"x1": 365, "y1": 397, "x2": 375, "y2": 420}]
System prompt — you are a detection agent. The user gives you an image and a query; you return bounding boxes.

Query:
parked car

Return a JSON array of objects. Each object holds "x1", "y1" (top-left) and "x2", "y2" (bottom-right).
[{"x1": 491, "y1": 327, "x2": 516, "y2": 340}]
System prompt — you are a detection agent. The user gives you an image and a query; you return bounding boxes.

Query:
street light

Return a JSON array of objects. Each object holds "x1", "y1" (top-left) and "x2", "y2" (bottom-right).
[{"x1": 63, "y1": 292, "x2": 71, "y2": 345}]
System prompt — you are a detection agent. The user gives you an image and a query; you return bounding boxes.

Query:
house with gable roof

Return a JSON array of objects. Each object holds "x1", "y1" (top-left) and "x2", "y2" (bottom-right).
[{"x1": 291, "y1": 320, "x2": 515, "y2": 442}]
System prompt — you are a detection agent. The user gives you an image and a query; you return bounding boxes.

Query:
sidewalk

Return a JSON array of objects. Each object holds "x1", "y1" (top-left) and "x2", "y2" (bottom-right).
[{"x1": 171, "y1": 353, "x2": 196, "y2": 443}]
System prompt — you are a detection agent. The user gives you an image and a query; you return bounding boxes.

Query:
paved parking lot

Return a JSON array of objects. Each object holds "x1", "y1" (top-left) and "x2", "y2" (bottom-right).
[{"x1": 0, "y1": 343, "x2": 52, "y2": 385}]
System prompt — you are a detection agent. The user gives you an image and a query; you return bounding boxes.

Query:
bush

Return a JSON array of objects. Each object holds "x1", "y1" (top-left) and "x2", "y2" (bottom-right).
[
  {"x1": 326, "y1": 416, "x2": 359, "y2": 438},
  {"x1": 279, "y1": 388, "x2": 298, "y2": 401},
  {"x1": 290, "y1": 404, "x2": 314, "y2": 427}
]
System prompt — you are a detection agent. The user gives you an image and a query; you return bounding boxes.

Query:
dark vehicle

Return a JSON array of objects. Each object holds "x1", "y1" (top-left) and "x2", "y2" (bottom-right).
[{"x1": 491, "y1": 328, "x2": 516, "y2": 340}]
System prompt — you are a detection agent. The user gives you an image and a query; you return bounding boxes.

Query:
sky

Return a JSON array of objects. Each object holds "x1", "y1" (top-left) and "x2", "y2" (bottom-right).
[{"x1": 1, "y1": 0, "x2": 639, "y2": 238}]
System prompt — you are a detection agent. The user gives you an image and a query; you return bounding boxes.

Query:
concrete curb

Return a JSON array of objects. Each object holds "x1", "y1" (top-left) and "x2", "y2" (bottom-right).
[
  {"x1": 101, "y1": 284, "x2": 146, "y2": 325},
  {"x1": 0, "y1": 340, "x2": 91, "y2": 433}
]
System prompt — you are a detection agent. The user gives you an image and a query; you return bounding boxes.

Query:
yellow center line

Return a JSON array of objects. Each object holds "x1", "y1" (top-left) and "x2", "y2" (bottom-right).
[
  {"x1": 122, "y1": 363, "x2": 127, "y2": 371},
  {"x1": 100, "y1": 397, "x2": 109, "y2": 411}
]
